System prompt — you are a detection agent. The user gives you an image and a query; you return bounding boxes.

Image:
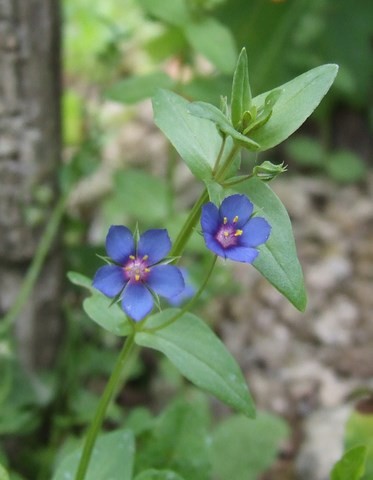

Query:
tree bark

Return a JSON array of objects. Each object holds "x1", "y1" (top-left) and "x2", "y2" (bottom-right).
[{"x1": 0, "y1": 0, "x2": 62, "y2": 369}]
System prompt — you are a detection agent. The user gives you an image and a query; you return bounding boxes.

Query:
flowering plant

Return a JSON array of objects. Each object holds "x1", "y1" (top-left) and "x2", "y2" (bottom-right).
[{"x1": 59, "y1": 48, "x2": 338, "y2": 479}]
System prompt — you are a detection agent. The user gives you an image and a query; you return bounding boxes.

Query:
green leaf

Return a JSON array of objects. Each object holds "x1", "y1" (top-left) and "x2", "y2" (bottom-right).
[
  {"x1": 210, "y1": 412, "x2": 289, "y2": 480},
  {"x1": 152, "y1": 90, "x2": 223, "y2": 181},
  {"x1": 106, "y1": 72, "x2": 175, "y2": 104},
  {"x1": 326, "y1": 150, "x2": 366, "y2": 183},
  {"x1": 134, "y1": 470, "x2": 185, "y2": 480},
  {"x1": 235, "y1": 177, "x2": 307, "y2": 311},
  {"x1": 188, "y1": 101, "x2": 260, "y2": 150},
  {"x1": 345, "y1": 404, "x2": 373, "y2": 480},
  {"x1": 231, "y1": 48, "x2": 251, "y2": 129},
  {"x1": 134, "y1": 396, "x2": 210, "y2": 480},
  {"x1": 105, "y1": 170, "x2": 170, "y2": 225},
  {"x1": 83, "y1": 294, "x2": 132, "y2": 336},
  {"x1": 0, "y1": 464, "x2": 9, "y2": 480},
  {"x1": 67, "y1": 271, "x2": 93, "y2": 291},
  {"x1": 135, "y1": 310, "x2": 255, "y2": 417},
  {"x1": 138, "y1": 0, "x2": 191, "y2": 26},
  {"x1": 331, "y1": 446, "x2": 367, "y2": 480},
  {"x1": 52, "y1": 429, "x2": 135, "y2": 480},
  {"x1": 249, "y1": 64, "x2": 339, "y2": 151},
  {"x1": 184, "y1": 17, "x2": 237, "y2": 74}
]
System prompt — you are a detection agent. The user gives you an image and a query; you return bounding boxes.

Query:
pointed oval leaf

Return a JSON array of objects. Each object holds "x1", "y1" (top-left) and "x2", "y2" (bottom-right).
[
  {"x1": 331, "y1": 446, "x2": 367, "y2": 480},
  {"x1": 152, "y1": 90, "x2": 223, "y2": 181},
  {"x1": 84, "y1": 294, "x2": 132, "y2": 336},
  {"x1": 136, "y1": 310, "x2": 255, "y2": 417},
  {"x1": 250, "y1": 64, "x2": 338, "y2": 150},
  {"x1": 52, "y1": 429, "x2": 135, "y2": 480},
  {"x1": 231, "y1": 48, "x2": 251, "y2": 129},
  {"x1": 0, "y1": 464, "x2": 9, "y2": 480},
  {"x1": 235, "y1": 177, "x2": 307, "y2": 311},
  {"x1": 188, "y1": 101, "x2": 260, "y2": 150},
  {"x1": 67, "y1": 271, "x2": 93, "y2": 291}
]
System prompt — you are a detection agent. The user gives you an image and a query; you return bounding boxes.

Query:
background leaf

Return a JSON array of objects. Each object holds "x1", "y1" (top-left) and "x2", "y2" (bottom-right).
[
  {"x1": 135, "y1": 310, "x2": 255, "y2": 417},
  {"x1": 184, "y1": 18, "x2": 237, "y2": 74},
  {"x1": 231, "y1": 48, "x2": 251, "y2": 128},
  {"x1": 210, "y1": 412, "x2": 289, "y2": 480},
  {"x1": 52, "y1": 429, "x2": 135, "y2": 480},
  {"x1": 106, "y1": 72, "x2": 175, "y2": 104},
  {"x1": 134, "y1": 470, "x2": 185, "y2": 480},
  {"x1": 235, "y1": 177, "x2": 307, "y2": 311}
]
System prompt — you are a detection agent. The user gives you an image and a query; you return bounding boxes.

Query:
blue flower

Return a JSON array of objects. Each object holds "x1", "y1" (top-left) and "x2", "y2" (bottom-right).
[
  {"x1": 201, "y1": 194, "x2": 271, "y2": 263},
  {"x1": 93, "y1": 226, "x2": 185, "y2": 321}
]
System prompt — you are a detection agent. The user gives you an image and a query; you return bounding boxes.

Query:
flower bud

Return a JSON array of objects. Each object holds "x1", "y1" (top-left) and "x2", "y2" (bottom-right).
[{"x1": 253, "y1": 161, "x2": 287, "y2": 182}]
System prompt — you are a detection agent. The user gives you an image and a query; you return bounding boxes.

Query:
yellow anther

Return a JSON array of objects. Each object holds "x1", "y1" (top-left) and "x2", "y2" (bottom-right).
[
  {"x1": 124, "y1": 266, "x2": 131, "y2": 271},
  {"x1": 145, "y1": 268, "x2": 150, "y2": 273},
  {"x1": 233, "y1": 215, "x2": 239, "y2": 223},
  {"x1": 143, "y1": 255, "x2": 149, "y2": 260},
  {"x1": 223, "y1": 231, "x2": 229, "y2": 237},
  {"x1": 129, "y1": 255, "x2": 135, "y2": 260},
  {"x1": 223, "y1": 217, "x2": 228, "y2": 224},
  {"x1": 135, "y1": 274, "x2": 140, "y2": 281},
  {"x1": 234, "y1": 229, "x2": 243, "y2": 237}
]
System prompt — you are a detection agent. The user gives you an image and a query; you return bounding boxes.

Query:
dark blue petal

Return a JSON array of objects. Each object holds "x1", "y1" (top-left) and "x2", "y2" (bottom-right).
[
  {"x1": 201, "y1": 202, "x2": 220, "y2": 235},
  {"x1": 225, "y1": 246, "x2": 259, "y2": 263},
  {"x1": 121, "y1": 282, "x2": 153, "y2": 321},
  {"x1": 147, "y1": 265, "x2": 185, "y2": 299},
  {"x1": 93, "y1": 265, "x2": 126, "y2": 297},
  {"x1": 220, "y1": 194, "x2": 253, "y2": 227},
  {"x1": 203, "y1": 232, "x2": 228, "y2": 258},
  {"x1": 137, "y1": 229, "x2": 171, "y2": 265},
  {"x1": 241, "y1": 217, "x2": 271, "y2": 247},
  {"x1": 106, "y1": 225, "x2": 135, "y2": 264}
]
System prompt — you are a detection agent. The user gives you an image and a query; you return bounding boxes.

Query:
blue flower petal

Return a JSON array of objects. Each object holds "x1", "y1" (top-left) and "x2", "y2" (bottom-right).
[
  {"x1": 203, "y1": 232, "x2": 228, "y2": 258},
  {"x1": 106, "y1": 226, "x2": 135, "y2": 264},
  {"x1": 137, "y1": 229, "x2": 171, "y2": 265},
  {"x1": 147, "y1": 265, "x2": 185, "y2": 299},
  {"x1": 220, "y1": 194, "x2": 253, "y2": 227},
  {"x1": 226, "y1": 246, "x2": 259, "y2": 263},
  {"x1": 241, "y1": 217, "x2": 271, "y2": 247},
  {"x1": 93, "y1": 265, "x2": 126, "y2": 297},
  {"x1": 201, "y1": 202, "x2": 220, "y2": 235},
  {"x1": 121, "y1": 282, "x2": 153, "y2": 321}
]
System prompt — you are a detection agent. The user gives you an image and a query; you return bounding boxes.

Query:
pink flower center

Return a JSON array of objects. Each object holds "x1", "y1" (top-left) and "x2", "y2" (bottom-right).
[
  {"x1": 215, "y1": 216, "x2": 243, "y2": 249},
  {"x1": 124, "y1": 255, "x2": 150, "y2": 282}
]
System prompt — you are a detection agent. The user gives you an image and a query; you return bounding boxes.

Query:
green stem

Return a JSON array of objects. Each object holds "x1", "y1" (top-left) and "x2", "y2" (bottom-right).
[
  {"x1": 74, "y1": 333, "x2": 136, "y2": 480},
  {"x1": 145, "y1": 255, "x2": 217, "y2": 333},
  {"x1": 0, "y1": 193, "x2": 68, "y2": 335},
  {"x1": 170, "y1": 188, "x2": 209, "y2": 259}
]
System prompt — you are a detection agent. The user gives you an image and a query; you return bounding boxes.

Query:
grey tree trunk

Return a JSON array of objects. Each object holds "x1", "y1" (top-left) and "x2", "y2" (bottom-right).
[{"x1": 0, "y1": 0, "x2": 62, "y2": 369}]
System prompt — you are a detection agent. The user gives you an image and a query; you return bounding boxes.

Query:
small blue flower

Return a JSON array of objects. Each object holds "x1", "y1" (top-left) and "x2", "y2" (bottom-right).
[
  {"x1": 93, "y1": 226, "x2": 185, "y2": 321},
  {"x1": 201, "y1": 194, "x2": 271, "y2": 263}
]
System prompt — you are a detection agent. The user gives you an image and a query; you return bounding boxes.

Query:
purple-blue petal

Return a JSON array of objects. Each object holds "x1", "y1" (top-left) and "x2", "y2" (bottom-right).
[
  {"x1": 201, "y1": 202, "x2": 220, "y2": 235},
  {"x1": 137, "y1": 229, "x2": 171, "y2": 265},
  {"x1": 147, "y1": 265, "x2": 185, "y2": 299},
  {"x1": 121, "y1": 282, "x2": 154, "y2": 321},
  {"x1": 106, "y1": 225, "x2": 135, "y2": 264},
  {"x1": 93, "y1": 265, "x2": 126, "y2": 297},
  {"x1": 225, "y1": 246, "x2": 259, "y2": 263},
  {"x1": 241, "y1": 216, "x2": 271, "y2": 247},
  {"x1": 203, "y1": 232, "x2": 229, "y2": 258},
  {"x1": 219, "y1": 194, "x2": 254, "y2": 227}
]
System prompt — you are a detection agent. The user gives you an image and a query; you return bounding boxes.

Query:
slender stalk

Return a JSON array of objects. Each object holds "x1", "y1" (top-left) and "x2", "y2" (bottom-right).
[
  {"x1": 145, "y1": 255, "x2": 217, "y2": 333},
  {"x1": 74, "y1": 333, "x2": 136, "y2": 480},
  {"x1": 0, "y1": 193, "x2": 68, "y2": 334},
  {"x1": 170, "y1": 188, "x2": 209, "y2": 258}
]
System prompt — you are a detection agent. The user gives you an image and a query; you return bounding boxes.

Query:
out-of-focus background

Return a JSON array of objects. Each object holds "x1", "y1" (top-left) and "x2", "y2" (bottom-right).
[{"x1": 0, "y1": 0, "x2": 372, "y2": 479}]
